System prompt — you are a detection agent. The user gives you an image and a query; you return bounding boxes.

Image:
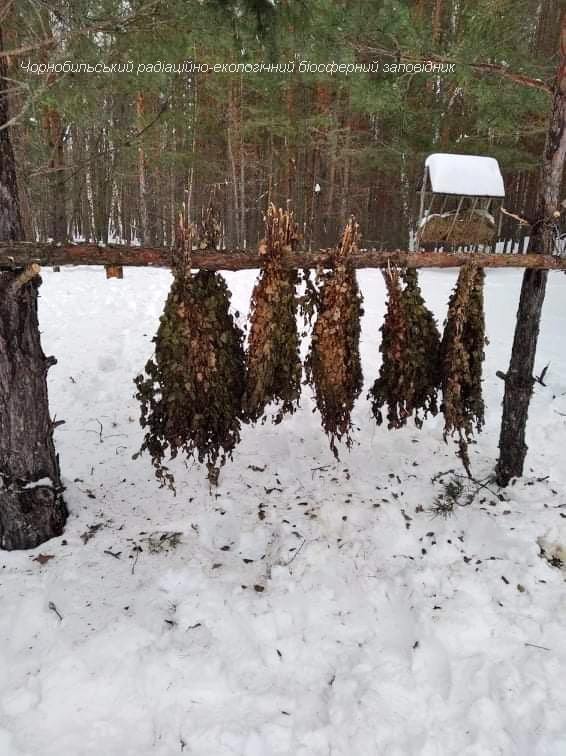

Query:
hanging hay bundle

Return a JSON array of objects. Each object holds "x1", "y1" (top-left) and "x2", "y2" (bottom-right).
[
  {"x1": 134, "y1": 222, "x2": 246, "y2": 489},
  {"x1": 419, "y1": 209, "x2": 495, "y2": 246},
  {"x1": 369, "y1": 266, "x2": 441, "y2": 429},
  {"x1": 440, "y1": 263, "x2": 486, "y2": 474},
  {"x1": 305, "y1": 217, "x2": 364, "y2": 457},
  {"x1": 244, "y1": 205, "x2": 301, "y2": 423}
]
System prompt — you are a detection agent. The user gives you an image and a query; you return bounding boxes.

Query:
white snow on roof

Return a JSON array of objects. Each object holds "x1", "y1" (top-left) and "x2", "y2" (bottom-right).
[{"x1": 425, "y1": 153, "x2": 505, "y2": 197}]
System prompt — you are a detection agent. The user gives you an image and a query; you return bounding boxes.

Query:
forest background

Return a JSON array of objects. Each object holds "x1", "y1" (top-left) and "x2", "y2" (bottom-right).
[{"x1": 5, "y1": 0, "x2": 563, "y2": 251}]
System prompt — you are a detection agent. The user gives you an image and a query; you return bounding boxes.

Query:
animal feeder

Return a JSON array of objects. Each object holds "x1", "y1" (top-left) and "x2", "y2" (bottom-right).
[{"x1": 416, "y1": 153, "x2": 505, "y2": 250}]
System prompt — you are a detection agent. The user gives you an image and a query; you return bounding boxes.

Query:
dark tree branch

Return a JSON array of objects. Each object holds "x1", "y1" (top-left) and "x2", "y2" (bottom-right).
[{"x1": 355, "y1": 44, "x2": 552, "y2": 95}]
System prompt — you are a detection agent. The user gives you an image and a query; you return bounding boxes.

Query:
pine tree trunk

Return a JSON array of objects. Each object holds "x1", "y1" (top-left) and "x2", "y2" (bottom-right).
[
  {"x1": 0, "y1": 274, "x2": 67, "y2": 550},
  {"x1": 137, "y1": 92, "x2": 151, "y2": 245},
  {"x1": 239, "y1": 75, "x2": 246, "y2": 248},
  {"x1": 0, "y1": 29, "x2": 22, "y2": 242},
  {"x1": 325, "y1": 126, "x2": 338, "y2": 245},
  {"x1": 227, "y1": 86, "x2": 240, "y2": 247},
  {"x1": 0, "y1": 25, "x2": 67, "y2": 549},
  {"x1": 432, "y1": 0, "x2": 443, "y2": 45},
  {"x1": 340, "y1": 122, "x2": 351, "y2": 223},
  {"x1": 496, "y1": 14, "x2": 566, "y2": 486},
  {"x1": 38, "y1": 11, "x2": 66, "y2": 243},
  {"x1": 44, "y1": 107, "x2": 66, "y2": 241}
]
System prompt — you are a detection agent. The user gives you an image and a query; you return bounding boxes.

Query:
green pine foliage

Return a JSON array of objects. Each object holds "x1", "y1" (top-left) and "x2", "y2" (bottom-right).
[{"x1": 12, "y1": 0, "x2": 554, "y2": 243}]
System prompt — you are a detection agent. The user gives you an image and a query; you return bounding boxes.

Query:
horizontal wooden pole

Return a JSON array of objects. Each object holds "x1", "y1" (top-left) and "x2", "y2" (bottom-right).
[{"x1": 1, "y1": 242, "x2": 566, "y2": 271}]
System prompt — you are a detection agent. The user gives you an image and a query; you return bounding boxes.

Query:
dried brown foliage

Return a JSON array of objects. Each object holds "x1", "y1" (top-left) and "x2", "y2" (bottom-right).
[
  {"x1": 440, "y1": 263, "x2": 486, "y2": 475},
  {"x1": 261, "y1": 203, "x2": 300, "y2": 256},
  {"x1": 369, "y1": 267, "x2": 441, "y2": 429},
  {"x1": 244, "y1": 205, "x2": 301, "y2": 423},
  {"x1": 306, "y1": 218, "x2": 364, "y2": 457},
  {"x1": 134, "y1": 263, "x2": 246, "y2": 490}
]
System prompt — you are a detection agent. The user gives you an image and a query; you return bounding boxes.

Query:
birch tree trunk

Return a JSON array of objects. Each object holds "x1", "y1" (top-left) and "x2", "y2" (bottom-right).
[{"x1": 496, "y1": 13, "x2": 566, "y2": 486}]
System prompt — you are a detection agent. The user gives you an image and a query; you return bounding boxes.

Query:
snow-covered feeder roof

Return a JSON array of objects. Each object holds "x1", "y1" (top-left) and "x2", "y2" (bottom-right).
[{"x1": 424, "y1": 153, "x2": 505, "y2": 198}]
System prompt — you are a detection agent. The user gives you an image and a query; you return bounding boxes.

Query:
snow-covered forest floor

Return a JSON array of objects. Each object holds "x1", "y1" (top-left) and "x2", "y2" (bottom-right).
[{"x1": 1, "y1": 267, "x2": 566, "y2": 756}]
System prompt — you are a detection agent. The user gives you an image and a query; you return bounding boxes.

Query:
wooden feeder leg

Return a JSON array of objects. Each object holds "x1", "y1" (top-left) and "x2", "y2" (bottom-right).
[
  {"x1": 446, "y1": 196, "x2": 465, "y2": 242},
  {"x1": 417, "y1": 171, "x2": 427, "y2": 247},
  {"x1": 419, "y1": 193, "x2": 437, "y2": 249},
  {"x1": 496, "y1": 200, "x2": 503, "y2": 248}
]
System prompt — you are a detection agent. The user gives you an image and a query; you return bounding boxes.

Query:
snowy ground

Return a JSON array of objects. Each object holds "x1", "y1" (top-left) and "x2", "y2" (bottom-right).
[{"x1": 1, "y1": 267, "x2": 566, "y2": 756}]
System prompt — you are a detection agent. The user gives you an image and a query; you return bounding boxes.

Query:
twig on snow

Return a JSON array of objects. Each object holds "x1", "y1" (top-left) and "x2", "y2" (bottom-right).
[{"x1": 48, "y1": 601, "x2": 63, "y2": 621}]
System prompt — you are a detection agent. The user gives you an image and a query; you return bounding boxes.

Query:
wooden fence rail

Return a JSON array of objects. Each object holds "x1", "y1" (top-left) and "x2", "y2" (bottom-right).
[{"x1": 1, "y1": 242, "x2": 566, "y2": 271}]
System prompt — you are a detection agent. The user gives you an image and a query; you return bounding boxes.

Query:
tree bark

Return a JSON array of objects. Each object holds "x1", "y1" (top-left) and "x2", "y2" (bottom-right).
[
  {"x1": 1, "y1": 243, "x2": 566, "y2": 271},
  {"x1": 227, "y1": 86, "x2": 240, "y2": 247},
  {"x1": 43, "y1": 107, "x2": 67, "y2": 242},
  {"x1": 136, "y1": 92, "x2": 151, "y2": 246},
  {"x1": 0, "y1": 24, "x2": 67, "y2": 549},
  {"x1": 496, "y1": 13, "x2": 566, "y2": 486},
  {"x1": 39, "y1": 10, "x2": 66, "y2": 243},
  {"x1": 0, "y1": 28, "x2": 23, "y2": 242},
  {"x1": 0, "y1": 272, "x2": 67, "y2": 550},
  {"x1": 239, "y1": 75, "x2": 246, "y2": 249}
]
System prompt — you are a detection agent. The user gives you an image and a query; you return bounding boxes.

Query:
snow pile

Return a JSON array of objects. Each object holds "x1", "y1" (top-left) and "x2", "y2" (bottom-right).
[{"x1": 0, "y1": 268, "x2": 566, "y2": 755}]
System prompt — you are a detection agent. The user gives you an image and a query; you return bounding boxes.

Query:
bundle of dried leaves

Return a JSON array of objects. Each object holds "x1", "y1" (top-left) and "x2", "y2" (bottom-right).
[
  {"x1": 401, "y1": 269, "x2": 442, "y2": 422},
  {"x1": 440, "y1": 263, "x2": 486, "y2": 475},
  {"x1": 369, "y1": 267, "x2": 441, "y2": 429},
  {"x1": 244, "y1": 206, "x2": 301, "y2": 423},
  {"x1": 134, "y1": 226, "x2": 246, "y2": 489},
  {"x1": 305, "y1": 217, "x2": 364, "y2": 457}
]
